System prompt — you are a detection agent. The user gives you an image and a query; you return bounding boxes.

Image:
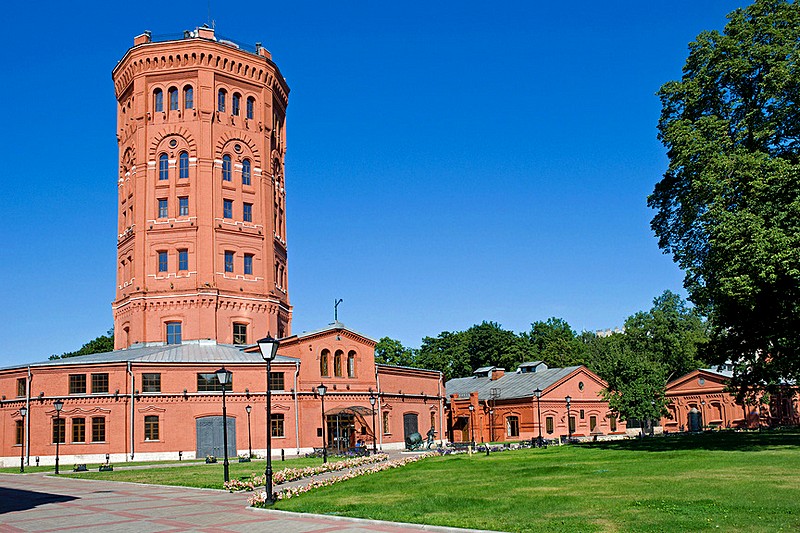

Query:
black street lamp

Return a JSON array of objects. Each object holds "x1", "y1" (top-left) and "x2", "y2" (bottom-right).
[
  {"x1": 368, "y1": 389, "x2": 378, "y2": 455},
  {"x1": 257, "y1": 334, "x2": 280, "y2": 505},
  {"x1": 53, "y1": 399, "x2": 64, "y2": 474},
  {"x1": 489, "y1": 408, "x2": 495, "y2": 443},
  {"x1": 565, "y1": 395, "x2": 572, "y2": 443},
  {"x1": 468, "y1": 404, "x2": 475, "y2": 448},
  {"x1": 245, "y1": 405, "x2": 253, "y2": 459},
  {"x1": 317, "y1": 384, "x2": 328, "y2": 463},
  {"x1": 215, "y1": 367, "x2": 232, "y2": 483},
  {"x1": 19, "y1": 406, "x2": 27, "y2": 473},
  {"x1": 534, "y1": 388, "x2": 543, "y2": 446}
]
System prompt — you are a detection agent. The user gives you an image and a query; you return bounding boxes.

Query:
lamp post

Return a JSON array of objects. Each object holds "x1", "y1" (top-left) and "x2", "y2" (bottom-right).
[
  {"x1": 257, "y1": 334, "x2": 280, "y2": 505},
  {"x1": 214, "y1": 367, "x2": 232, "y2": 483},
  {"x1": 468, "y1": 404, "x2": 475, "y2": 448},
  {"x1": 369, "y1": 389, "x2": 378, "y2": 455},
  {"x1": 19, "y1": 406, "x2": 27, "y2": 473},
  {"x1": 245, "y1": 405, "x2": 253, "y2": 459},
  {"x1": 53, "y1": 399, "x2": 64, "y2": 475},
  {"x1": 534, "y1": 388, "x2": 543, "y2": 446},
  {"x1": 565, "y1": 396, "x2": 572, "y2": 443},
  {"x1": 489, "y1": 408, "x2": 495, "y2": 443},
  {"x1": 317, "y1": 384, "x2": 328, "y2": 463}
]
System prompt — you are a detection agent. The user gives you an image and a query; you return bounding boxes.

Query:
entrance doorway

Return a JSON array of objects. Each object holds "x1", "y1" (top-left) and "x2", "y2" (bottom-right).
[
  {"x1": 403, "y1": 413, "x2": 419, "y2": 442},
  {"x1": 196, "y1": 416, "x2": 236, "y2": 458},
  {"x1": 326, "y1": 413, "x2": 355, "y2": 454}
]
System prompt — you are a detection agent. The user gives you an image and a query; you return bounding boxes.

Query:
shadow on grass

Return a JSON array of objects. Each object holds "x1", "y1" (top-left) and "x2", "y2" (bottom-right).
[
  {"x1": 0, "y1": 487, "x2": 77, "y2": 513},
  {"x1": 586, "y1": 429, "x2": 800, "y2": 453}
]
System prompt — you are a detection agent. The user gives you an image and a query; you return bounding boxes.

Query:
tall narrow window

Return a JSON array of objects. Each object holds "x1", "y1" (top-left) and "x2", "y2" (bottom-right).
[
  {"x1": 232, "y1": 93, "x2": 241, "y2": 116},
  {"x1": 569, "y1": 416, "x2": 576, "y2": 433},
  {"x1": 224, "y1": 250, "x2": 234, "y2": 273},
  {"x1": 166, "y1": 322, "x2": 181, "y2": 344},
  {"x1": 15, "y1": 420, "x2": 23, "y2": 445},
  {"x1": 159, "y1": 153, "x2": 169, "y2": 180},
  {"x1": 431, "y1": 411, "x2": 436, "y2": 431},
  {"x1": 271, "y1": 413, "x2": 285, "y2": 437},
  {"x1": 222, "y1": 155, "x2": 232, "y2": 181},
  {"x1": 158, "y1": 198, "x2": 168, "y2": 218},
  {"x1": 158, "y1": 251, "x2": 168, "y2": 272},
  {"x1": 383, "y1": 412, "x2": 390, "y2": 434},
  {"x1": 334, "y1": 350, "x2": 343, "y2": 377},
  {"x1": 144, "y1": 415, "x2": 159, "y2": 441},
  {"x1": 154, "y1": 88, "x2": 163, "y2": 112},
  {"x1": 590, "y1": 415, "x2": 597, "y2": 432},
  {"x1": 244, "y1": 253, "x2": 253, "y2": 275},
  {"x1": 72, "y1": 418, "x2": 86, "y2": 443},
  {"x1": 243, "y1": 202, "x2": 253, "y2": 222},
  {"x1": 242, "y1": 159, "x2": 251, "y2": 185},
  {"x1": 546, "y1": 416, "x2": 554, "y2": 434},
  {"x1": 233, "y1": 323, "x2": 247, "y2": 344},
  {"x1": 92, "y1": 417, "x2": 106, "y2": 442},
  {"x1": 17, "y1": 378, "x2": 25, "y2": 397},
  {"x1": 168, "y1": 87, "x2": 178, "y2": 110},
  {"x1": 184, "y1": 85, "x2": 194, "y2": 109},
  {"x1": 52, "y1": 418, "x2": 65, "y2": 444},
  {"x1": 223, "y1": 199, "x2": 233, "y2": 219},
  {"x1": 218, "y1": 89, "x2": 226, "y2": 112},
  {"x1": 347, "y1": 351, "x2": 356, "y2": 378},
  {"x1": 178, "y1": 249, "x2": 188, "y2": 271},
  {"x1": 246, "y1": 97, "x2": 255, "y2": 119},
  {"x1": 179, "y1": 196, "x2": 189, "y2": 216},
  {"x1": 320, "y1": 349, "x2": 330, "y2": 377},
  {"x1": 609, "y1": 415, "x2": 617, "y2": 432},
  {"x1": 179, "y1": 151, "x2": 189, "y2": 179}
]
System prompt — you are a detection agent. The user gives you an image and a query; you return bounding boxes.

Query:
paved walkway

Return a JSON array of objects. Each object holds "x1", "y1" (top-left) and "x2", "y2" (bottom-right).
[{"x1": 0, "y1": 472, "x2": 503, "y2": 533}]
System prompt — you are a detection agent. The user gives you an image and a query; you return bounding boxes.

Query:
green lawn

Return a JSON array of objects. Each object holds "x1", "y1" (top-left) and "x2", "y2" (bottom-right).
[
  {"x1": 275, "y1": 431, "x2": 800, "y2": 532},
  {"x1": 0, "y1": 459, "x2": 205, "y2": 474}
]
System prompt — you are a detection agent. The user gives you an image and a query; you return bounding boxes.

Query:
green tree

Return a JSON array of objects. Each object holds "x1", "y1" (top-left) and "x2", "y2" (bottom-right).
[
  {"x1": 415, "y1": 330, "x2": 471, "y2": 382},
  {"x1": 522, "y1": 317, "x2": 586, "y2": 368},
  {"x1": 650, "y1": 0, "x2": 800, "y2": 390},
  {"x1": 50, "y1": 329, "x2": 115, "y2": 360},
  {"x1": 374, "y1": 337, "x2": 417, "y2": 367}
]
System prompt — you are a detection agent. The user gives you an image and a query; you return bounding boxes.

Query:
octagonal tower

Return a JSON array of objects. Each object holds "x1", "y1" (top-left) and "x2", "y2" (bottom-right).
[{"x1": 111, "y1": 27, "x2": 291, "y2": 350}]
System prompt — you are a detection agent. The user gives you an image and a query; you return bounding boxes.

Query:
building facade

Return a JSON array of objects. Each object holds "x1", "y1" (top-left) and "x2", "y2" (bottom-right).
[{"x1": 0, "y1": 28, "x2": 444, "y2": 467}]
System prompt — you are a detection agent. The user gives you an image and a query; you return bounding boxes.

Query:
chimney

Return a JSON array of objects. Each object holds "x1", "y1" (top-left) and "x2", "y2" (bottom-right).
[
  {"x1": 133, "y1": 31, "x2": 152, "y2": 46},
  {"x1": 490, "y1": 368, "x2": 505, "y2": 381}
]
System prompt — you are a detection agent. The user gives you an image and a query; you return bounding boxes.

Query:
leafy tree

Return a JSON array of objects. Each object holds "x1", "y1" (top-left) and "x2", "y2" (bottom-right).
[
  {"x1": 651, "y1": 0, "x2": 800, "y2": 391},
  {"x1": 374, "y1": 337, "x2": 417, "y2": 367},
  {"x1": 416, "y1": 330, "x2": 471, "y2": 382},
  {"x1": 464, "y1": 321, "x2": 531, "y2": 372},
  {"x1": 522, "y1": 317, "x2": 587, "y2": 368},
  {"x1": 50, "y1": 329, "x2": 115, "y2": 360}
]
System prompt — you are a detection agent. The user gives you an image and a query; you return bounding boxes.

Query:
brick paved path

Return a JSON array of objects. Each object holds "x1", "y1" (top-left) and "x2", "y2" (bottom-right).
[{"x1": 0, "y1": 473, "x2": 503, "y2": 533}]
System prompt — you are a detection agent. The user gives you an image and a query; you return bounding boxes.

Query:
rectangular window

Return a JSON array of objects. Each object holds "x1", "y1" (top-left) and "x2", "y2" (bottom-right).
[
  {"x1": 17, "y1": 377, "x2": 25, "y2": 397},
  {"x1": 546, "y1": 416, "x2": 554, "y2": 434},
  {"x1": 179, "y1": 196, "x2": 189, "y2": 216},
  {"x1": 609, "y1": 415, "x2": 617, "y2": 432},
  {"x1": 15, "y1": 420, "x2": 23, "y2": 446},
  {"x1": 158, "y1": 198, "x2": 168, "y2": 218},
  {"x1": 178, "y1": 249, "x2": 188, "y2": 271},
  {"x1": 269, "y1": 372, "x2": 285, "y2": 391},
  {"x1": 233, "y1": 323, "x2": 247, "y2": 345},
  {"x1": 197, "y1": 373, "x2": 232, "y2": 392},
  {"x1": 580, "y1": 409, "x2": 585, "y2": 420},
  {"x1": 154, "y1": 90, "x2": 163, "y2": 112},
  {"x1": 72, "y1": 417, "x2": 86, "y2": 443},
  {"x1": 590, "y1": 415, "x2": 597, "y2": 432},
  {"x1": 53, "y1": 418, "x2": 65, "y2": 444},
  {"x1": 144, "y1": 415, "x2": 159, "y2": 441},
  {"x1": 223, "y1": 199, "x2": 233, "y2": 219},
  {"x1": 142, "y1": 373, "x2": 161, "y2": 393},
  {"x1": 246, "y1": 98, "x2": 254, "y2": 119},
  {"x1": 169, "y1": 88, "x2": 178, "y2": 110},
  {"x1": 166, "y1": 322, "x2": 182, "y2": 344},
  {"x1": 569, "y1": 416, "x2": 576, "y2": 433},
  {"x1": 69, "y1": 374, "x2": 86, "y2": 395},
  {"x1": 158, "y1": 251, "x2": 168, "y2": 273},
  {"x1": 159, "y1": 156, "x2": 169, "y2": 180},
  {"x1": 91, "y1": 373, "x2": 109, "y2": 394},
  {"x1": 243, "y1": 202, "x2": 253, "y2": 222},
  {"x1": 506, "y1": 416, "x2": 520, "y2": 437},
  {"x1": 430, "y1": 411, "x2": 436, "y2": 431},
  {"x1": 92, "y1": 417, "x2": 106, "y2": 442},
  {"x1": 225, "y1": 251, "x2": 234, "y2": 273},
  {"x1": 218, "y1": 90, "x2": 226, "y2": 112},
  {"x1": 184, "y1": 87, "x2": 194, "y2": 109},
  {"x1": 382, "y1": 412, "x2": 390, "y2": 434},
  {"x1": 271, "y1": 414, "x2": 285, "y2": 437},
  {"x1": 244, "y1": 254, "x2": 253, "y2": 275}
]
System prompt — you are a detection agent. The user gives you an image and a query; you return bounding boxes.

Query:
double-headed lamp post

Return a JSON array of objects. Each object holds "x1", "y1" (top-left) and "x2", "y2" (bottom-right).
[
  {"x1": 53, "y1": 399, "x2": 64, "y2": 474},
  {"x1": 565, "y1": 395, "x2": 572, "y2": 443},
  {"x1": 468, "y1": 404, "x2": 475, "y2": 448},
  {"x1": 317, "y1": 384, "x2": 328, "y2": 464},
  {"x1": 257, "y1": 334, "x2": 280, "y2": 505},
  {"x1": 245, "y1": 405, "x2": 253, "y2": 459},
  {"x1": 369, "y1": 390, "x2": 378, "y2": 455},
  {"x1": 533, "y1": 388, "x2": 543, "y2": 445},
  {"x1": 19, "y1": 406, "x2": 28, "y2": 473},
  {"x1": 215, "y1": 367, "x2": 233, "y2": 483}
]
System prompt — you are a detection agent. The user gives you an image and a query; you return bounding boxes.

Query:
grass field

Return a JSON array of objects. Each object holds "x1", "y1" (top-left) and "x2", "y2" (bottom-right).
[{"x1": 274, "y1": 431, "x2": 800, "y2": 532}]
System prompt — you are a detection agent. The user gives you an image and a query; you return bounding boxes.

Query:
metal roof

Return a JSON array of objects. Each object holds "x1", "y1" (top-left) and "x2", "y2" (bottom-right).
[
  {"x1": 446, "y1": 366, "x2": 581, "y2": 401},
  {"x1": 1, "y1": 342, "x2": 299, "y2": 371}
]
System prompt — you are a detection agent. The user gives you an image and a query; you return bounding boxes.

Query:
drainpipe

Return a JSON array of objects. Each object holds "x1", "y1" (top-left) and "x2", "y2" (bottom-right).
[
  {"x1": 375, "y1": 364, "x2": 382, "y2": 450},
  {"x1": 128, "y1": 362, "x2": 135, "y2": 461},
  {"x1": 25, "y1": 366, "x2": 31, "y2": 466},
  {"x1": 438, "y1": 371, "x2": 445, "y2": 446},
  {"x1": 293, "y1": 361, "x2": 300, "y2": 454}
]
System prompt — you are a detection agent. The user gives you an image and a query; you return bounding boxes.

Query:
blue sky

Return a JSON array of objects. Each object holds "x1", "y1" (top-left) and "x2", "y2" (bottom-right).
[{"x1": 0, "y1": 1, "x2": 750, "y2": 366}]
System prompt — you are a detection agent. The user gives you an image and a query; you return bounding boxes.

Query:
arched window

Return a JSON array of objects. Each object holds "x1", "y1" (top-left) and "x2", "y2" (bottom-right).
[
  {"x1": 232, "y1": 93, "x2": 241, "y2": 116},
  {"x1": 347, "y1": 351, "x2": 356, "y2": 378},
  {"x1": 158, "y1": 153, "x2": 169, "y2": 180},
  {"x1": 320, "y1": 349, "x2": 330, "y2": 377},
  {"x1": 184, "y1": 85, "x2": 194, "y2": 109},
  {"x1": 222, "y1": 155, "x2": 232, "y2": 181},
  {"x1": 154, "y1": 88, "x2": 163, "y2": 112},
  {"x1": 334, "y1": 350, "x2": 343, "y2": 377},
  {"x1": 168, "y1": 87, "x2": 178, "y2": 110},
  {"x1": 218, "y1": 89, "x2": 226, "y2": 112},
  {"x1": 179, "y1": 151, "x2": 189, "y2": 179},
  {"x1": 242, "y1": 159, "x2": 251, "y2": 185},
  {"x1": 246, "y1": 97, "x2": 255, "y2": 119}
]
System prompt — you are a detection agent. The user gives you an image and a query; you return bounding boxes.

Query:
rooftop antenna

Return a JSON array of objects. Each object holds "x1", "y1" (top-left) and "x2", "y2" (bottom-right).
[{"x1": 334, "y1": 299, "x2": 343, "y2": 322}]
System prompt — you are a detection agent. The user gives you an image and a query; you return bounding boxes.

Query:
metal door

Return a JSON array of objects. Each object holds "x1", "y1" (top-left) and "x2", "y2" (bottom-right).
[
  {"x1": 196, "y1": 416, "x2": 236, "y2": 458},
  {"x1": 403, "y1": 413, "x2": 418, "y2": 441}
]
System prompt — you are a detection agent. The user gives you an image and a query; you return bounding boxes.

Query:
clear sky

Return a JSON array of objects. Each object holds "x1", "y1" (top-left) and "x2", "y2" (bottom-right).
[{"x1": 0, "y1": 1, "x2": 751, "y2": 367}]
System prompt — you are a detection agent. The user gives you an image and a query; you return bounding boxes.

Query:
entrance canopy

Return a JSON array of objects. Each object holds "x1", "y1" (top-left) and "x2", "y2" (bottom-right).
[{"x1": 324, "y1": 405, "x2": 374, "y2": 416}]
